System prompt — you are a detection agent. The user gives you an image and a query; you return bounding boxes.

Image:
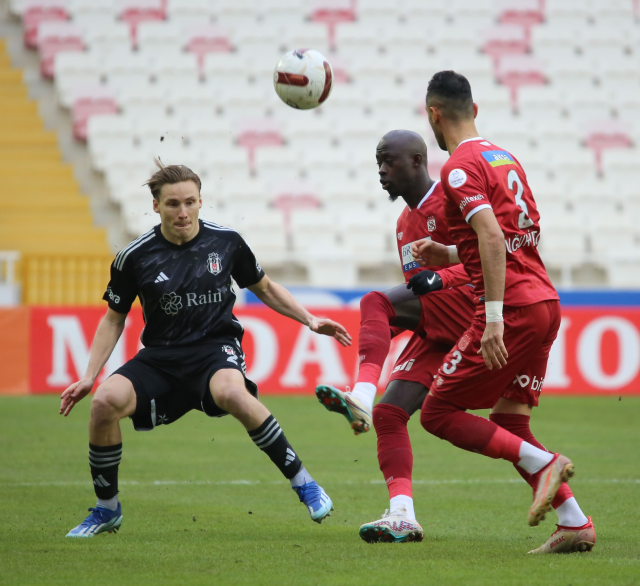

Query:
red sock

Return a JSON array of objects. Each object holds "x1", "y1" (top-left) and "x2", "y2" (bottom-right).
[
  {"x1": 489, "y1": 412, "x2": 573, "y2": 509},
  {"x1": 373, "y1": 403, "x2": 413, "y2": 498},
  {"x1": 421, "y1": 394, "x2": 522, "y2": 463},
  {"x1": 356, "y1": 292, "x2": 397, "y2": 386}
]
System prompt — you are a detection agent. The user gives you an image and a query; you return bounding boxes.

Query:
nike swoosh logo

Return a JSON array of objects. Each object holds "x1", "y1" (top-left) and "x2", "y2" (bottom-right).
[{"x1": 427, "y1": 275, "x2": 437, "y2": 285}]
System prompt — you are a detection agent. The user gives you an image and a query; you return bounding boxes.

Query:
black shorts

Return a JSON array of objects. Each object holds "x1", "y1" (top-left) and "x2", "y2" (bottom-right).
[{"x1": 111, "y1": 338, "x2": 258, "y2": 431}]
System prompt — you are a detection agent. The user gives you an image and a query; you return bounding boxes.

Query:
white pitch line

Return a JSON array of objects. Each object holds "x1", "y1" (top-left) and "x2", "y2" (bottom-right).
[{"x1": 0, "y1": 478, "x2": 638, "y2": 488}]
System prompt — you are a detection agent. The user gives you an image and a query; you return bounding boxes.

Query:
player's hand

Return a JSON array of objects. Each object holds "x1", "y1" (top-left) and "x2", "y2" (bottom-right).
[
  {"x1": 60, "y1": 377, "x2": 95, "y2": 417},
  {"x1": 478, "y1": 321, "x2": 508, "y2": 370},
  {"x1": 309, "y1": 317, "x2": 352, "y2": 347},
  {"x1": 406, "y1": 270, "x2": 443, "y2": 295},
  {"x1": 411, "y1": 239, "x2": 449, "y2": 267}
]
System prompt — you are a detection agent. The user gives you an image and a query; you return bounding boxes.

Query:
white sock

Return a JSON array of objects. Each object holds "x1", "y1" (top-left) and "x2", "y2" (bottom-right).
[
  {"x1": 390, "y1": 495, "x2": 416, "y2": 521},
  {"x1": 517, "y1": 442, "x2": 554, "y2": 474},
  {"x1": 555, "y1": 497, "x2": 588, "y2": 527},
  {"x1": 97, "y1": 495, "x2": 119, "y2": 511},
  {"x1": 349, "y1": 382, "x2": 377, "y2": 411},
  {"x1": 290, "y1": 466, "x2": 313, "y2": 488}
]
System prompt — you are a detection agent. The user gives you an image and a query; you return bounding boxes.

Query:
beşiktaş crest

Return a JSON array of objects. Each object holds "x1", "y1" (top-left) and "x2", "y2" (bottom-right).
[{"x1": 207, "y1": 252, "x2": 221, "y2": 275}]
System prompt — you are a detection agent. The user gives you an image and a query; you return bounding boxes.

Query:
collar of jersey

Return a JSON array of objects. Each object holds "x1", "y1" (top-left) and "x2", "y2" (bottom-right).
[
  {"x1": 415, "y1": 180, "x2": 441, "y2": 210},
  {"x1": 154, "y1": 220, "x2": 204, "y2": 250},
  {"x1": 457, "y1": 136, "x2": 485, "y2": 148}
]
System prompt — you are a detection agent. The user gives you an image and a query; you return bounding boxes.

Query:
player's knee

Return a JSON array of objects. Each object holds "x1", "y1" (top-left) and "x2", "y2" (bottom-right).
[
  {"x1": 91, "y1": 386, "x2": 125, "y2": 425},
  {"x1": 373, "y1": 402, "x2": 409, "y2": 435},
  {"x1": 420, "y1": 395, "x2": 444, "y2": 437},
  {"x1": 360, "y1": 291, "x2": 391, "y2": 319},
  {"x1": 212, "y1": 384, "x2": 249, "y2": 414}
]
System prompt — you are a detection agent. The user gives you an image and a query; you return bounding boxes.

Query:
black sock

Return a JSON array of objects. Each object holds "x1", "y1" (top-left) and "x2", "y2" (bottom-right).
[
  {"x1": 89, "y1": 443, "x2": 122, "y2": 500},
  {"x1": 248, "y1": 415, "x2": 302, "y2": 480}
]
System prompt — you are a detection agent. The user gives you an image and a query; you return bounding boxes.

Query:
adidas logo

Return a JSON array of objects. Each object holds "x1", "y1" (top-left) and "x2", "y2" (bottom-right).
[
  {"x1": 93, "y1": 475, "x2": 111, "y2": 488},
  {"x1": 284, "y1": 448, "x2": 296, "y2": 466},
  {"x1": 154, "y1": 272, "x2": 169, "y2": 283}
]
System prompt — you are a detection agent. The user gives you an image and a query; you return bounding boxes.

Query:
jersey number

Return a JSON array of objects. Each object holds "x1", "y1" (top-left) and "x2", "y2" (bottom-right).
[
  {"x1": 507, "y1": 170, "x2": 534, "y2": 229},
  {"x1": 442, "y1": 350, "x2": 462, "y2": 375}
]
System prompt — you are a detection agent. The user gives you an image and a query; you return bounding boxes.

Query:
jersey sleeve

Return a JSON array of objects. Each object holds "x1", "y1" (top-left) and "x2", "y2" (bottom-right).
[
  {"x1": 231, "y1": 234, "x2": 266, "y2": 289},
  {"x1": 442, "y1": 160, "x2": 492, "y2": 224},
  {"x1": 437, "y1": 263, "x2": 471, "y2": 289},
  {"x1": 102, "y1": 256, "x2": 138, "y2": 314}
]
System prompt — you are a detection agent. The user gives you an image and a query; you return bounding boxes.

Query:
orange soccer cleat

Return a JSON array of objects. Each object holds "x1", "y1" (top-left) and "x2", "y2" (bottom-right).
[
  {"x1": 528, "y1": 517, "x2": 596, "y2": 554},
  {"x1": 528, "y1": 453, "x2": 575, "y2": 527}
]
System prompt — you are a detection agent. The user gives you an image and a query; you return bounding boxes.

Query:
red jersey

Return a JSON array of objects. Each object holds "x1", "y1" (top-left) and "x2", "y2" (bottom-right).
[
  {"x1": 440, "y1": 137, "x2": 558, "y2": 306},
  {"x1": 396, "y1": 180, "x2": 469, "y2": 288}
]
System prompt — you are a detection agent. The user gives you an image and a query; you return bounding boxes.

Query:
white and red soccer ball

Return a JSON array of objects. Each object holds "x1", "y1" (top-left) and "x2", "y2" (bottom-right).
[{"x1": 273, "y1": 49, "x2": 333, "y2": 110}]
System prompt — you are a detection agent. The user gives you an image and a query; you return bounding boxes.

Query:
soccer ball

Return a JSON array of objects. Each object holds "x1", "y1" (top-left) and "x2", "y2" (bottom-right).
[{"x1": 273, "y1": 49, "x2": 333, "y2": 110}]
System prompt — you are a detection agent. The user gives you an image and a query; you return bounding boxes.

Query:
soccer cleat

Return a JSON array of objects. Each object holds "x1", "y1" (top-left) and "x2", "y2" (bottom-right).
[
  {"x1": 528, "y1": 454, "x2": 575, "y2": 527},
  {"x1": 359, "y1": 507, "x2": 424, "y2": 544},
  {"x1": 315, "y1": 385, "x2": 372, "y2": 435},
  {"x1": 528, "y1": 517, "x2": 596, "y2": 554},
  {"x1": 293, "y1": 481, "x2": 333, "y2": 524},
  {"x1": 65, "y1": 504, "x2": 123, "y2": 538}
]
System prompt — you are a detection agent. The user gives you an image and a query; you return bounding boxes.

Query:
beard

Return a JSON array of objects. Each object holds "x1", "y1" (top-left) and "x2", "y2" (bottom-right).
[{"x1": 387, "y1": 192, "x2": 400, "y2": 202}]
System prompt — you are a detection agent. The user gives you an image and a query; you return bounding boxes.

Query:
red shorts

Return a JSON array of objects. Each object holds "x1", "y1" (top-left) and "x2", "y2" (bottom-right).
[
  {"x1": 430, "y1": 300, "x2": 561, "y2": 410},
  {"x1": 388, "y1": 285, "x2": 476, "y2": 389}
]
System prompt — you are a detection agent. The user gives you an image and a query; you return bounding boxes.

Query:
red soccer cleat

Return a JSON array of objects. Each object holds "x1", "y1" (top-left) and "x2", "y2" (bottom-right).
[
  {"x1": 528, "y1": 517, "x2": 596, "y2": 554},
  {"x1": 528, "y1": 453, "x2": 575, "y2": 527}
]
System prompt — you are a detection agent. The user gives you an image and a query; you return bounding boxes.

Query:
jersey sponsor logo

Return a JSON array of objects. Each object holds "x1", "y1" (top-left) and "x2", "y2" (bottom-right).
[
  {"x1": 513, "y1": 374, "x2": 544, "y2": 392},
  {"x1": 504, "y1": 229, "x2": 540, "y2": 253},
  {"x1": 448, "y1": 168, "x2": 467, "y2": 188},
  {"x1": 207, "y1": 252, "x2": 222, "y2": 275},
  {"x1": 481, "y1": 150, "x2": 516, "y2": 167},
  {"x1": 397, "y1": 231, "x2": 403, "y2": 240},
  {"x1": 159, "y1": 292, "x2": 183, "y2": 315},
  {"x1": 459, "y1": 194, "x2": 485, "y2": 212},
  {"x1": 401, "y1": 237, "x2": 430, "y2": 272},
  {"x1": 427, "y1": 216, "x2": 436, "y2": 232},
  {"x1": 105, "y1": 287, "x2": 121, "y2": 304},
  {"x1": 186, "y1": 290, "x2": 222, "y2": 306},
  {"x1": 392, "y1": 359, "x2": 415, "y2": 373}
]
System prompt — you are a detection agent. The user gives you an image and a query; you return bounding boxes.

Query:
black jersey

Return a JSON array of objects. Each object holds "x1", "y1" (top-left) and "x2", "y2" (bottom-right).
[{"x1": 103, "y1": 220, "x2": 265, "y2": 347}]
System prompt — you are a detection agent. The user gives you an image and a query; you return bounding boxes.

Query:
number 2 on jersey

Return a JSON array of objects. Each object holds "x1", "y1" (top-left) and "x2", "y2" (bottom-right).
[{"x1": 507, "y1": 169, "x2": 534, "y2": 229}]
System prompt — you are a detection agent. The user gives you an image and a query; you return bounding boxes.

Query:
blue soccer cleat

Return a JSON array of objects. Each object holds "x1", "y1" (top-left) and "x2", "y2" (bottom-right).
[
  {"x1": 293, "y1": 481, "x2": 333, "y2": 524},
  {"x1": 65, "y1": 504, "x2": 123, "y2": 538}
]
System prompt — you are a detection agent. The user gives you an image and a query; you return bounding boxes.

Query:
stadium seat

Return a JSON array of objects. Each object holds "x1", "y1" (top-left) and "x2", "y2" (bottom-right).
[
  {"x1": 103, "y1": 51, "x2": 153, "y2": 92},
  {"x1": 254, "y1": 146, "x2": 303, "y2": 184},
  {"x1": 150, "y1": 53, "x2": 200, "y2": 86},
  {"x1": 37, "y1": 21, "x2": 85, "y2": 79},
  {"x1": 136, "y1": 22, "x2": 182, "y2": 54},
  {"x1": 77, "y1": 21, "x2": 131, "y2": 54},
  {"x1": 87, "y1": 114, "x2": 136, "y2": 171},
  {"x1": 115, "y1": 0, "x2": 165, "y2": 48},
  {"x1": 53, "y1": 51, "x2": 101, "y2": 107},
  {"x1": 117, "y1": 83, "x2": 167, "y2": 120},
  {"x1": 232, "y1": 210, "x2": 288, "y2": 259},
  {"x1": 290, "y1": 209, "x2": 338, "y2": 254},
  {"x1": 71, "y1": 85, "x2": 119, "y2": 142},
  {"x1": 496, "y1": 55, "x2": 546, "y2": 113},
  {"x1": 166, "y1": 83, "x2": 216, "y2": 120},
  {"x1": 165, "y1": 0, "x2": 213, "y2": 27},
  {"x1": 185, "y1": 25, "x2": 233, "y2": 75},
  {"x1": 583, "y1": 119, "x2": 633, "y2": 176},
  {"x1": 601, "y1": 148, "x2": 639, "y2": 184},
  {"x1": 481, "y1": 25, "x2": 529, "y2": 68},
  {"x1": 308, "y1": 0, "x2": 356, "y2": 50},
  {"x1": 235, "y1": 118, "x2": 284, "y2": 174},
  {"x1": 68, "y1": 0, "x2": 115, "y2": 19},
  {"x1": 497, "y1": 0, "x2": 543, "y2": 37},
  {"x1": 22, "y1": 0, "x2": 70, "y2": 49},
  {"x1": 517, "y1": 85, "x2": 564, "y2": 122},
  {"x1": 203, "y1": 52, "x2": 250, "y2": 86},
  {"x1": 280, "y1": 23, "x2": 331, "y2": 57}
]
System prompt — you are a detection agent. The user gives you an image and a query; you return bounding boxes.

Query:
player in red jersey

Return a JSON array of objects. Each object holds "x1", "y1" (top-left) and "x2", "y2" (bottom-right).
[
  {"x1": 412, "y1": 71, "x2": 594, "y2": 553},
  {"x1": 316, "y1": 130, "x2": 476, "y2": 543}
]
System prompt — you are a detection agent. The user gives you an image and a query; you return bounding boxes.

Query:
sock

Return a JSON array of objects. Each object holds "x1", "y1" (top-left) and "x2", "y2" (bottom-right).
[
  {"x1": 248, "y1": 415, "x2": 302, "y2": 480},
  {"x1": 421, "y1": 394, "x2": 523, "y2": 463},
  {"x1": 97, "y1": 495, "x2": 119, "y2": 511},
  {"x1": 517, "y1": 442, "x2": 554, "y2": 474},
  {"x1": 290, "y1": 466, "x2": 313, "y2": 488},
  {"x1": 489, "y1": 413, "x2": 575, "y2": 510},
  {"x1": 390, "y1": 495, "x2": 416, "y2": 521},
  {"x1": 555, "y1": 497, "x2": 589, "y2": 527},
  {"x1": 89, "y1": 443, "x2": 122, "y2": 500},
  {"x1": 350, "y1": 382, "x2": 377, "y2": 410},
  {"x1": 356, "y1": 291, "x2": 397, "y2": 387},
  {"x1": 373, "y1": 403, "x2": 413, "y2": 501}
]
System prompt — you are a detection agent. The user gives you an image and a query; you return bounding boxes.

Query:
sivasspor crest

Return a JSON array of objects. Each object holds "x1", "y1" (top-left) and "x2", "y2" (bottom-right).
[
  {"x1": 427, "y1": 216, "x2": 436, "y2": 232},
  {"x1": 207, "y1": 252, "x2": 221, "y2": 275}
]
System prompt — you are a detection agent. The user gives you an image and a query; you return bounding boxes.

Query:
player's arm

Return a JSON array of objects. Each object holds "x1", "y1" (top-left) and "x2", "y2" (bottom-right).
[
  {"x1": 469, "y1": 208, "x2": 508, "y2": 371},
  {"x1": 248, "y1": 274, "x2": 352, "y2": 346},
  {"x1": 410, "y1": 238, "x2": 459, "y2": 267},
  {"x1": 60, "y1": 308, "x2": 127, "y2": 416},
  {"x1": 406, "y1": 262, "x2": 471, "y2": 294}
]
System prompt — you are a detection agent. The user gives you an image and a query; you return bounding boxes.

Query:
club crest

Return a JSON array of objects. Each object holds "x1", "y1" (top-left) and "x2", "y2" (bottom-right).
[
  {"x1": 427, "y1": 216, "x2": 436, "y2": 232},
  {"x1": 397, "y1": 232, "x2": 404, "y2": 240},
  {"x1": 207, "y1": 252, "x2": 221, "y2": 275}
]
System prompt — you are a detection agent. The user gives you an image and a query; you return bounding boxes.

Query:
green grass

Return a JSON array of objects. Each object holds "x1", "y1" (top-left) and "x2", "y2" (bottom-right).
[{"x1": 1, "y1": 395, "x2": 639, "y2": 586}]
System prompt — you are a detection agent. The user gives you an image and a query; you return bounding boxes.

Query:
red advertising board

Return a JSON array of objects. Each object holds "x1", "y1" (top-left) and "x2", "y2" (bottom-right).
[{"x1": 29, "y1": 306, "x2": 640, "y2": 395}]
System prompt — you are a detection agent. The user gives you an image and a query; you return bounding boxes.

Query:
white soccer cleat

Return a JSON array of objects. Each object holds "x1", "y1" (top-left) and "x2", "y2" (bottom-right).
[
  {"x1": 359, "y1": 507, "x2": 424, "y2": 543},
  {"x1": 315, "y1": 385, "x2": 373, "y2": 435}
]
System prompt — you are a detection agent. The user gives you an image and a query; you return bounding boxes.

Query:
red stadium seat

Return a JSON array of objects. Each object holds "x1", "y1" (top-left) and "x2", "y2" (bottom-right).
[
  {"x1": 236, "y1": 118, "x2": 285, "y2": 174},
  {"x1": 71, "y1": 85, "x2": 119, "y2": 142},
  {"x1": 116, "y1": 0, "x2": 165, "y2": 48},
  {"x1": 184, "y1": 25, "x2": 233, "y2": 76},
  {"x1": 481, "y1": 25, "x2": 529, "y2": 69},
  {"x1": 22, "y1": 0, "x2": 69, "y2": 49},
  {"x1": 497, "y1": 55, "x2": 546, "y2": 113},
  {"x1": 271, "y1": 181, "x2": 321, "y2": 242},
  {"x1": 583, "y1": 119, "x2": 633, "y2": 176},
  {"x1": 37, "y1": 21, "x2": 85, "y2": 79},
  {"x1": 497, "y1": 0, "x2": 543, "y2": 41},
  {"x1": 308, "y1": 0, "x2": 356, "y2": 51}
]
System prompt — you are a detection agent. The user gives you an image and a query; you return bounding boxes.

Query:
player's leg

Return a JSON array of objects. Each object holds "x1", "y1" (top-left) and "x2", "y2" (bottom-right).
[
  {"x1": 421, "y1": 302, "x2": 574, "y2": 527},
  {"x1": 359, "y1": 379, "x2": 427, "y2": 543},
  {"x1": 316, "y1": 284, "x2": 421, "y2": 433},
  {"x1": 66, "y1": 374, "x2": 136, "y2": 538},
  {"x1": 209, "y1": 369, "x2": 333, "y2": 523}
]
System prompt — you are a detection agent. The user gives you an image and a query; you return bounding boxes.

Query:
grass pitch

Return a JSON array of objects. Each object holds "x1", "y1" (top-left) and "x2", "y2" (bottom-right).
[{"x1": 1, "y1": 395, "x2": 639, "y2": 586}]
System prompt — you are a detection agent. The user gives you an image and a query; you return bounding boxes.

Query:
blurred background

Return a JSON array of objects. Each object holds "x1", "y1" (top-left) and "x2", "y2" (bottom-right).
[{"x1": 0, "y1": 0, "x2": 639, "y2": 397}]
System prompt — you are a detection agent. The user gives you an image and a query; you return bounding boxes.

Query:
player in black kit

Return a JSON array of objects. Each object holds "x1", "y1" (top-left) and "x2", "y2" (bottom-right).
[{"x1": 61, "y1": 162, "x2": 351, "y2": 537}]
